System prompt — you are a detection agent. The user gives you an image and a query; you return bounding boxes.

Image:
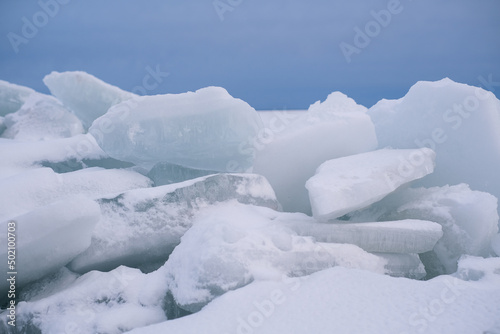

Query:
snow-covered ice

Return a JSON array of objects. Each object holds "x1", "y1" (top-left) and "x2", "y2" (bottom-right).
[
  {"x1": 43, "y1": 71, "x2": 136, "y2": 129},
  {"x1": 69, "y1": 173, "x2": 280, "y2": 273},
  {"x1": 253, "y1": 92, "x2": 377, "y2": 214},
  {"x1": 0, "y1": 80, "x2": 35, "y2": 116},
  {"x1": 306, "y1": 148, "x2": 435, "y2": 221},
  {"x1": 0, "y1": 198, "x2": 100, "y2": 297}
]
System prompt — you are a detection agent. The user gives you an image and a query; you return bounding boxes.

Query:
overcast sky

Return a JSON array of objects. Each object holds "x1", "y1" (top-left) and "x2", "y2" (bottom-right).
[{"x1": 1, "y1": 0, "x2": 499, "y2": 109}]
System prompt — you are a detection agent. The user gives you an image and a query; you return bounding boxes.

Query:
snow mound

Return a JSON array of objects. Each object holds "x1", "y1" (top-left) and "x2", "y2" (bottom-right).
[
  {"x1": 69, "y1": 173, "x2": 280, "y2": 273},
  {"x1": 253, "y1": 92, "x2": 377, "y2": 214},
  {"x1": 306, "y1": 148, "x2": 435, "y2": 221},
  {"x1": 0, "y1": 80, "x2": 35, "y2": 116},
  {"x1": 43, "y1": 71, "x2": 136, "y2": 129}
]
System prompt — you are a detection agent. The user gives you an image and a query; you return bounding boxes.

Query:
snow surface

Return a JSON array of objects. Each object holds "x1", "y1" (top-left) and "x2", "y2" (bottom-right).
[
  {"x1": 306, "y1": 148, "x2": 435, "y2": 221},
  {"x1": 254, "y1": 92, "x2": 377, "y2": 214}
]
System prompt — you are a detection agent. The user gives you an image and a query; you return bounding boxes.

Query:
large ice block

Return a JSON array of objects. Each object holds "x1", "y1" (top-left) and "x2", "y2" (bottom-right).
[
  {"x1": 306, "y1": 148, "x2": 435, "y2": 221},
  {"x1": 146, "y1": 161, "x2": 217, "y2": 186},
  {"x1": 0, "y1": 80, "x2": 35, "y2": 116},
  {"x1": 43, "y1": 71, "x2": 136, "y2": 128},
  {"x1": 89, "y1": 87, "x2": 263, "y2": 172},
  {"x1": 68, "y1": 173, "x2": 280, "y2": 273},
  {"x1": 254, "y1": 92, "x2": 377, "y2": 214}
]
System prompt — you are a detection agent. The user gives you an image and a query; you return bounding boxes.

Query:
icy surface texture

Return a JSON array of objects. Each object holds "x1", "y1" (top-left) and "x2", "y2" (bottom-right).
[
  {"x1": 43, "y1": 71, "x2": 136, "y2": 129},
  {"x1": 0, "y1": 266, "x2": 167, "y2": 334},
  {"x1": 0, "y1": 80, "x2": 35, "y2": 116},
  {"x1": 306, "y1": 148, "x2": 435, "y2": 221},
  {"x1": 0, "y1": 198, "x2": 100, "y2": 297},
  {"x1": 89, "y1": 87, "x2": 263, "y2": 172},
  {"x1": 348, "y1": 184, "x2": 499, "y2": 276},
  {"x1": 492, "y1": 234, "x2": 500, "y2": 256},
  {"x1": 1, "y1": 93, "x2": 84, "y2": 141},
  {"x1": 69, "y1": 173, "x2": 280, "y2": 273},
  {"x1": 368, "y1": 78, "x2": 500, "y2": 215},
  {"x1": 164, "y1": 202, "x2": 430, "y2": 313},
  {"x1": 130, "y1": 257, "x2": 500, "y2": 334},
  {"x1": 253, "y1": 92, "x2": 377, "y2": 214},
  {"x1": 146, "y1": 161, "x2": 217, "y2": 186},
  {"x1": 288, "y1": 219, "x2": 442, "y2": 254},
  {"x1": 0, "y1": 167, "x2": 151, "y2": 221}
]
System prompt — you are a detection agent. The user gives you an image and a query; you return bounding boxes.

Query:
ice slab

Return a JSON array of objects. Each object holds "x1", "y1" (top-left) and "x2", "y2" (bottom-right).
[
  {"x1": 147, "y1": 161, "x2": 217, "y2": 186},
  {"x1": 0, "y1": 198, "x2": 100, "y2": 298},
  {"x1": 348, "y1": 184, "x2": 499, "y2": 277},
  {"x1": 43, "y1": 71, "x2": 136, "y2": 129},
  {"x1": 368, "y1": 78, "x2": 500, "y2": 217},
  {"x1": 164, "y1": 202, "x2": 428, "y2": 313},
  {"x1": 0, "y1": 80, "x2": 35, "y2": 116},
  {"x1": 0, "y1": 167, "x2": 151, "y2": 221},
  {"x1": 306, "y1": 148, "x2": 435, "y2": 221},
  {"x1": 89, "y1": 87, "x2": 263, "y2": 172},
  {"x1": 68, "y1": 173, "x2": 280, "y2": 273},
  {"x1": 1, "y1": 92, "x2": 84, "y2": 141},
  {"x1": 288, "y1": 219, "x2": 442, "y2": 254},
  {"x1": 492, "y1": 234, "x2": 500, "y2": 257},
  {"x1": 129, "y1": 257, "x2": 500, "y2": 334},
  {"x1": 253, "y1": 92, "x2": 377, "y2": 214}
]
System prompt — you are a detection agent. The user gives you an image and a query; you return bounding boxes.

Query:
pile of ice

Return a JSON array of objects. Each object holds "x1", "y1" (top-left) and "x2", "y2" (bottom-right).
[{"x1": 0, "y1": 72, "x2": 499, "y2": 334}]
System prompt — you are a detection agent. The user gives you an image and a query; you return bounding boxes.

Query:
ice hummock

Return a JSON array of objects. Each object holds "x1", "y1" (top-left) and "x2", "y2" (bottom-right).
[
  {"x1": 306, "y1": 148, "x2": 435, "y2": 221},
  {"x1": 0, "y1": 198, "x2": 100, "y2": 298},
  {"x1": 0, "y1": 80, "x2": 35, "y2": 116},
  {"x1": 43, "y1": 71, "x2": 136, "y2": 129},
  {"x1": 89, "y1": 87, "x2": 263, "y2": 172},
  {"x1": 68, "y1": 173, "x2": 280, "y2": 273},
  {"x1": 254, "y1": 92, "x2": 377, "y2": 214}
]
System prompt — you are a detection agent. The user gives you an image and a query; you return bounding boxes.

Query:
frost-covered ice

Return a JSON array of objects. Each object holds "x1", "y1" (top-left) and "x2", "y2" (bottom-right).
[
  {"x1": 69, "y1": 174, "x2": 280, "y2": 273},
  {"x1": 306, "y1": 148, "x2": 435, "y2": 221},
  {"x1": 254, "y1": 92, "x2": 377, "y2": 214},
  {"x1": 0, "y1": 167, "x2": 151, "y2": 221},
  {"x1": 146, "y1": 161, "x2": 217, "y2": 186},
  {"x1": 348, "y1": 184, "x2": 499, "y2": 276},
  {"x1": 43, "y1": 71, "x2": 136, "y2": 129},
  {"x1": 0, "y1": 80, "x2": 35, "y2": 116},
  {"x1": 492, "y1": 234, "x2": 500, "y2": 256},
  {"x1": 0, "y1": 198, "x2": 100, "y2": 297},
  {"x1": 288, "y1": 219, "x2": 442, "y2": 254},
  {"x1": 1, "y1": 93, "x2": 84, "y2": 141},
  {"x1": 368, "y1": 78, "x2": 500, "y2": 215},
  {"x1": 89, "y1": 87, "x2": 263, "y2": 172}
]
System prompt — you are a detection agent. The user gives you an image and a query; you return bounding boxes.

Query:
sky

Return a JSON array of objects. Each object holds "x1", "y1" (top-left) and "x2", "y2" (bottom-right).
[{"x1": 0, "y1": 0, "x2": 499, "y2": 110}]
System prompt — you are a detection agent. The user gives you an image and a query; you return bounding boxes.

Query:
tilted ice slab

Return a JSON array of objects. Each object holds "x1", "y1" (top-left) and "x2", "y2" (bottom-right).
[
  {"x1": 146, "y1": 161, "x2": 217, "y2": 186},
  {"x1": 0, "y1": 198, "x2": 100, "y2": 298},
  {"x1": 164, "y1": 202, "x2": 426, "y2": 313},
  {"x1": 306, "y1": 148, "x2": 435, "y2": 221},
  {"x1": 254, "y1": 92, "x2": 377, "y2": 214},
  {"x1": 0, "y1": 167, "x2": 151, "y2": 221},
  {"x1": 368, "y1": 78, "x2": 500, "y2": 218},
  {"x1": 0, "y1": 80, "x2": 35, "y2": 116},
  {"x1": 89, "y1": 87, "x2": 263, "y2": 172},
  {"x1": 68, "y1": 173, "x2": 280, "y2": 273},
  {"x1": 288, "y1": 219, "x2": 442, "y2": 254},
  {"x1": 1, "y1": 92, "x2": 84, "y2": 141},
  {"x1": 348, "y1": 184, "x2": 499, "y2": 277},
  {"x1": 43, "y1": 71, "x2": 136, "y2": 129}
]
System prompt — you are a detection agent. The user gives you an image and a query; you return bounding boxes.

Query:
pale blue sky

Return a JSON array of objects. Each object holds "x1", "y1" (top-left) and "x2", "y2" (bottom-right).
[{"x1": 1, "y1": 0, "x2": 499, "y2": 109}]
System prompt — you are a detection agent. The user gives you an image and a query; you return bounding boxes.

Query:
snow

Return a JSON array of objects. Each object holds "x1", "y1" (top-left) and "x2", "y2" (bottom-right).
[
  {"x1": 347, "y1": 184, "x2": 499, "y2": 277},
  {"x1": 1, "y1": 92, "x2": 84, "y2": 141},
  {"x1": 306, "y1": 148, "x2": 435, "y2": 221},
  {"x1": 68, "y1": 173, "x2": 280, "y2": 273},
  {"x1": 89, "y1": 87, "x2": 263, "y2": 172},
  {"x1": 253, "y1": 92, "x2": 377, "y2": 214},
  {"x1": 368, "y1": 78, "x2": 500, "y2": 217},
  {"x1": 43, "y1": 71, "x2": 136, "y2": 129},
  {"x1": 0, "y1": 198, "x2": 100, "y2": 297},
  {"x1": 0, "y1": 80, "x2": 35, "y2": 116}
]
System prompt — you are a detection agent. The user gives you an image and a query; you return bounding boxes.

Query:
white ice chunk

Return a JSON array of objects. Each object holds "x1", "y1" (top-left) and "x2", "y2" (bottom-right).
[
  {"x1": 254, "y1": 92, "x2": 377, "y2": 214},
  {"x1": 368, "y1": 78, "x2": 500, "y2": 217},
  {"x1": 0, "y1": 167, "x2": 151, "y2": 221},
  {"x1": 348, "y1": 184, "x2": 499, "y2": 276},
  {"x1": 0, "y1": 80, "x2": 35, "y2": 116},
  {"x1": 89, "y1": 87, "x2": 263, "y2": 172},
  {"x1": 69, "y1": 173, "x2": 280, "y2": 273},
  {"x1": 0, "y1": 198, "x2": 100, "y2": 296},
  {"x1": 1, "y1": 93, "x2": 84, "y2": 141},
  {"x1": 492, "y1": 234, "x2": 500, "y2": 257},
  {"x1": 43, "y1": 71, "x2": 136, "y2": 128},
  {"x1": 306, "y1": 148, "x2": 435, "y2": 221}
]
